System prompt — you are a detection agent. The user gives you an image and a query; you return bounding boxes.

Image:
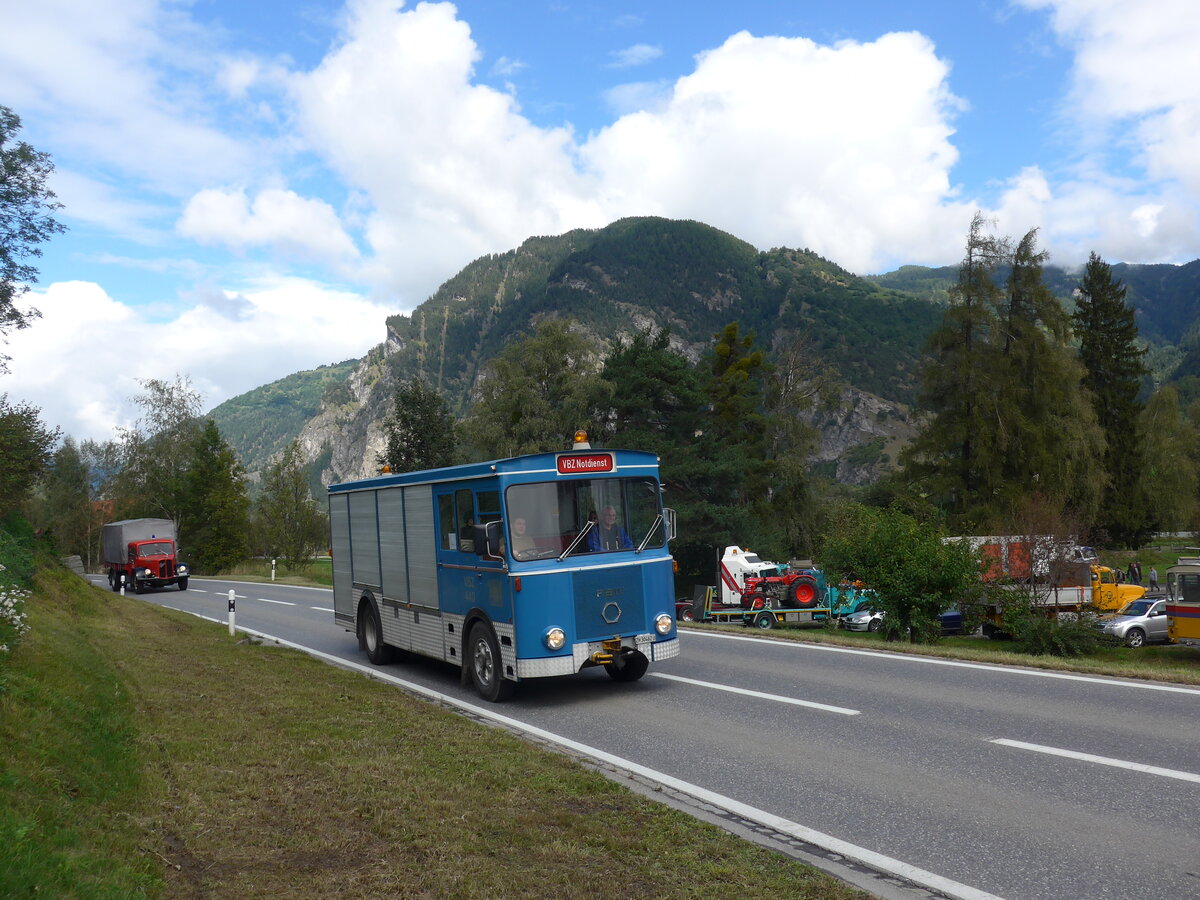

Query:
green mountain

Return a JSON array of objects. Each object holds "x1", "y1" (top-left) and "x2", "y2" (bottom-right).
[
  {"x1": 381, "y1": 217, "x2": 941, "y2": 412},
  {"x1": 208, "y1": 217, "x2": 1200, "y2": 486},
  {"x1": 209, "y1": 359, "x2": 359, "y2": 482}
]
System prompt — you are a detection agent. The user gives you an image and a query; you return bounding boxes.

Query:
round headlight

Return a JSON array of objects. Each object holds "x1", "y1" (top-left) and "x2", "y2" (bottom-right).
[
  {"x1": 544, "y1": 627, "x2": 566, "y2": 651},
  {"x1": 177, "y1": 564, "x2": 188, "y2": 574},
  {"x1": 655, "y1": 613, "x2": 673, "y2": 635}
]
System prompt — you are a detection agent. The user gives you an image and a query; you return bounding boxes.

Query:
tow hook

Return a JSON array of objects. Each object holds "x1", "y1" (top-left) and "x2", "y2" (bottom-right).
[{"x1": 590, "y1": 637, "x2": 623, "y2": 665}]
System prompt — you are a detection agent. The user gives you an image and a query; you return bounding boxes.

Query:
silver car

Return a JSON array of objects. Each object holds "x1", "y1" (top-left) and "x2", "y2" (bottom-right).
[
  {"x1": 1098, "y1": 598, "x2": 1170, "y2": 648},
  {"x1": 843, "y1": 608, "x2": 883, "y2": 632}
]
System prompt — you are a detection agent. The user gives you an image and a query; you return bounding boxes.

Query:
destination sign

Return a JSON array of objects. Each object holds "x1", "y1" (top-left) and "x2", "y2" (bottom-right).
[{"x1": 556, "y1": 453, "x2": 614, "y2": 475}]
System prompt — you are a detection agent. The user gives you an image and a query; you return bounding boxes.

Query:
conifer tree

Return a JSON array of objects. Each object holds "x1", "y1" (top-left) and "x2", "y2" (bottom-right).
[
  {"x1": 691, "y1": 322, "x2": 776, "y2": 564},
  {"x1": 999, "y1": 231, "x2": 1103, "y2": 524},
  {"x1": 179, "y1": 420, "x2": 250, "y2": 573},
  {"x1": 1139, "y1": 387, "x2": 1199, "y2": 531},
  {"x1": 1073, "y1": 252, "x2": 1151, "y2": 546},
  {"x1": 900, "y1": 213, "x2": 1008, "y2": 527},
  {"x1": 595, "y1": 326, "x2": 712, "y2": 574}
]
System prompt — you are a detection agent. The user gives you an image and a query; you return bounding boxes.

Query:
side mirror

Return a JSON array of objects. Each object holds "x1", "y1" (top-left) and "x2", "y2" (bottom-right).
[
  {"x1": 474, "y1": 521, "x2": 502, "y2": 560},
  {"x1": 663, "y1": 507, "x2": 677, "y2": 541}
]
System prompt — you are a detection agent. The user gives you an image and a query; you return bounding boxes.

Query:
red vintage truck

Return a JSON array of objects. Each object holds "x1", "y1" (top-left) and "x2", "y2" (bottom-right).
[{"x1": 103, "y1": 518, "x2": 189, "y2": 593}]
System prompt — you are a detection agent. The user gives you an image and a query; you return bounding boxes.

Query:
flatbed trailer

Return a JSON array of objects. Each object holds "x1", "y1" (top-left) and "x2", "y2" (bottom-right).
[{"x1": 677, "y1": 585, "x2": 831, "y2": 630}]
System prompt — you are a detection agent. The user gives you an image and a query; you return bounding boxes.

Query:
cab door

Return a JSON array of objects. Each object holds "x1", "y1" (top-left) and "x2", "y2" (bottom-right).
[{"x1": 434, "y1": 486, "x2": 509, "y2": 625}]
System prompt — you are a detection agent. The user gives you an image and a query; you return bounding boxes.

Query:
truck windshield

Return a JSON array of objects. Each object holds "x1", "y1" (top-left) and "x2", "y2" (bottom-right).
[
  {"x1": 505, "y1": 477, "x2": 663, "y2": 560},
  {"x1": 137, "y1": 542, "x2": 174, "y2": 556}
]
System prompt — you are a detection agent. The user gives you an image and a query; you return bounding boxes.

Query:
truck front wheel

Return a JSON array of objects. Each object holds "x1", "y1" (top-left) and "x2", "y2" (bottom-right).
[
  {"x1": 605, "y1": 649, "x2": 649, "y2": 682},
  {"x1": 177, "y1": 578, "x2": 188, "y2": 591},
  {"x1": 468, "y1": 621, "x2": 513, "y2": 701}
]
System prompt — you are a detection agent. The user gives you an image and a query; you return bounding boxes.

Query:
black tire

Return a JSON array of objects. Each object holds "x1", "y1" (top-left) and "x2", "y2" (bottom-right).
[
  {"x1": 753, "y1": 611, "x2": 775, "y2": 630},
  {"x1": 131, "y1": 578, "x2": 143, "y2": 595},
  {"x1": 679, "y1": 608, "x2": 695, "y2": 622},
  {"x1": 1124, "y1": 627, "x2": 1146, "y2": 649},
  {"x1": 359, "y1": 598, "x2": 394, "y2": 665},
  {"x1": 468, "y1": 621, "x2": 513, "y2": 701},
  {"x1": 109, "y1": 570, "x2": 119, "y2": 592},
  {"x1": 177, "y1": 578, "x2": 188, "y2": 591},
  {"x1": 605, "y1": 649, "x2": 649, "y2": 682},
  {"x1": 867, "y1": 617, "x2": 882, "y2": 632}
]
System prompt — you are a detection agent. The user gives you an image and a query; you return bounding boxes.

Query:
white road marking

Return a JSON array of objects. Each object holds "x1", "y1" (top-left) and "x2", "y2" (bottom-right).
[
  {"x1": 991, "y1": 739, "x2": 1200, "y2": 784},
  {"x1": 165, "y1": 607, "x2": 1002, "y2": 900},
  {"x1": 190, "y1": 589, "x2": 206, "y2": 593},
  {"x1": 652, "y1": 672, "x2": 859, "y2": 715},
  {"x1": 682, "y1": 630, "x2": 1200, "y2": 695},
  {"x1": 256, "y1": 597, "x2": 295, "y2": 606},
  {"x1": 311, "y1": 606, "x2": 334, "y2": 613}
]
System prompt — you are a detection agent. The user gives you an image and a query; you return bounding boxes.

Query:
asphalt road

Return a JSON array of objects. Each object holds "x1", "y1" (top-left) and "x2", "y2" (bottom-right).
[{"x1": 97, "y1": 576, "x2": 1200, "y2": 900}]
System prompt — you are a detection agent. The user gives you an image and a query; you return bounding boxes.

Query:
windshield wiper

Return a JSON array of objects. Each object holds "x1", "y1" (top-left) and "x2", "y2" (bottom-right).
[
  {"x1": 636, "y1": 514, "x2": 663, "y2": 553},
  {"x1": 560, "y1": 520, "x2": 595, "y2": 561}
]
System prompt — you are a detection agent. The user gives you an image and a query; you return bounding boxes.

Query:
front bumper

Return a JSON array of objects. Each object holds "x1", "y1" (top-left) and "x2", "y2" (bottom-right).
[{"x1": 515, "y1": 635, "x2": 679, "y2": 678}]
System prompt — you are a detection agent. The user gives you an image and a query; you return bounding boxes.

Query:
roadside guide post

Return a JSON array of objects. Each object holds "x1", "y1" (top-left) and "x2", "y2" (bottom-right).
[
  {"x1": 271, "y1": 558, "x2": 276, "y2": 582},
  {"x1": 228, "y1": 589, "x2": 236, "y2": 636},
  {"x1": 120, "y1": 574, "x2": 127, "y2": 595}
]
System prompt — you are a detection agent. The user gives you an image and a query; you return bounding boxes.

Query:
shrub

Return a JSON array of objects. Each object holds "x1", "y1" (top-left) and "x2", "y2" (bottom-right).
[
  {"x1": 1008, "y1": 610, "x2": 1104, "y2": 657},
  {"x1": 0, "y1": 524, "x2": 34, "y2": 662}
]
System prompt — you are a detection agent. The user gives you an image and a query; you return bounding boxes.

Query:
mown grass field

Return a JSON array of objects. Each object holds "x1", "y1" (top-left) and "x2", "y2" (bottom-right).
[{"x1": 1, "y1": 561, "x2": 864, "y2": 899}]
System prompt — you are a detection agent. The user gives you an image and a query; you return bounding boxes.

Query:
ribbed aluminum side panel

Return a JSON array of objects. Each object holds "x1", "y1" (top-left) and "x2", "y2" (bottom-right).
[
  {"x1": 404, "y1": 485, "x2": 437, "y2": 608},
  {"x1": 410, "y1": 609, "x2": 444, "y2": 659},
  {"x1": 349, "y1": 491, "x2": 381, "y2": 588},
  {"x1": 330, "y1": 494, "x2": 353, "y2": 619},
  {"x1": 378, "y1": 487, "x2": 407, "y2": 604},
  {"x1": 380, "y1": 599, "x2": 407, "y2": 650}
]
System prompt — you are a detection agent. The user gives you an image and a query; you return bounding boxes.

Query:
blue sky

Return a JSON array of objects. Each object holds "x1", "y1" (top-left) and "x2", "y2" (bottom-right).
[{"x1": 3, "y1": 0, "x2": 1198, "y2": 444}]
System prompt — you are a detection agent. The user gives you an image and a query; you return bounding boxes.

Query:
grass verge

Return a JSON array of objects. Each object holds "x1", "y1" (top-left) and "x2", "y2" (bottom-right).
[
  {"x1": 683, "y1": 621, "x2": 1200, "y2": 685},
  {"x1": 2, "y1": 561, "x2": 864, "y2": 899}
]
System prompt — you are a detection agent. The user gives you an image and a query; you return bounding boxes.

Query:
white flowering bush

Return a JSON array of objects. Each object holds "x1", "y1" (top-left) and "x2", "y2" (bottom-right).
[
  {"x1": 1, "y1": 526, "x2": 36, "y2": 663},
  {"x1": 0, "y1": 562, "x2": 31, "y2": 658}
]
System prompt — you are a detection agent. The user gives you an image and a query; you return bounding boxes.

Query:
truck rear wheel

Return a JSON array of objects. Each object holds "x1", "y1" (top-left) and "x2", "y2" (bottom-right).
[
  {"x1": 753, "y1": 611, "x2": 775, "y2": 630},
  {"x1": 109, "y1": 570, "x2": 119, "y2": 592},
  {"x1": 358, "y1": 598, "x2": 394, "y2": 665}
]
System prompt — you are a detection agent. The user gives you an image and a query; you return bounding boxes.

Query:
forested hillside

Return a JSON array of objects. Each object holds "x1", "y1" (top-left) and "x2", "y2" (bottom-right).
[
  {"x1": 209, "y1": 360, "x2": 358, "y2": 481},
  {"x1": 207, "y1": 216, "x2": 1200, "y2": 488}
]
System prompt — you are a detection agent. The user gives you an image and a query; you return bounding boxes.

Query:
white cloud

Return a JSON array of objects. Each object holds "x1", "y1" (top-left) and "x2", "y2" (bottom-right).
[
  {"x1": 177, "y1": 187, "x2": 361, "y2": 269},
  {"x1": 583, "y1": 30, "x2": 972, "y2": 272},
  {"x1": 287, "y1": 4, "x2": 974, "y2": 282},
  {"x1": 290, "y1": 0, "x2": 607, "y2": 302},
  {"x1": 2, "y1": 279, "x2": 395, "y2": 442},
  {"x1": 0, "y1": 0, "x2": 257, "y2": 195},
  {"x1": 489, "y1": 56, "x2": 527, "y2": 78},
  {"x1": 1015, "y1": 0, "x2": 1200, "y2": 258},
  {"x1": 607, "y1": 43, "x2": 663, "y2": 68}
]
